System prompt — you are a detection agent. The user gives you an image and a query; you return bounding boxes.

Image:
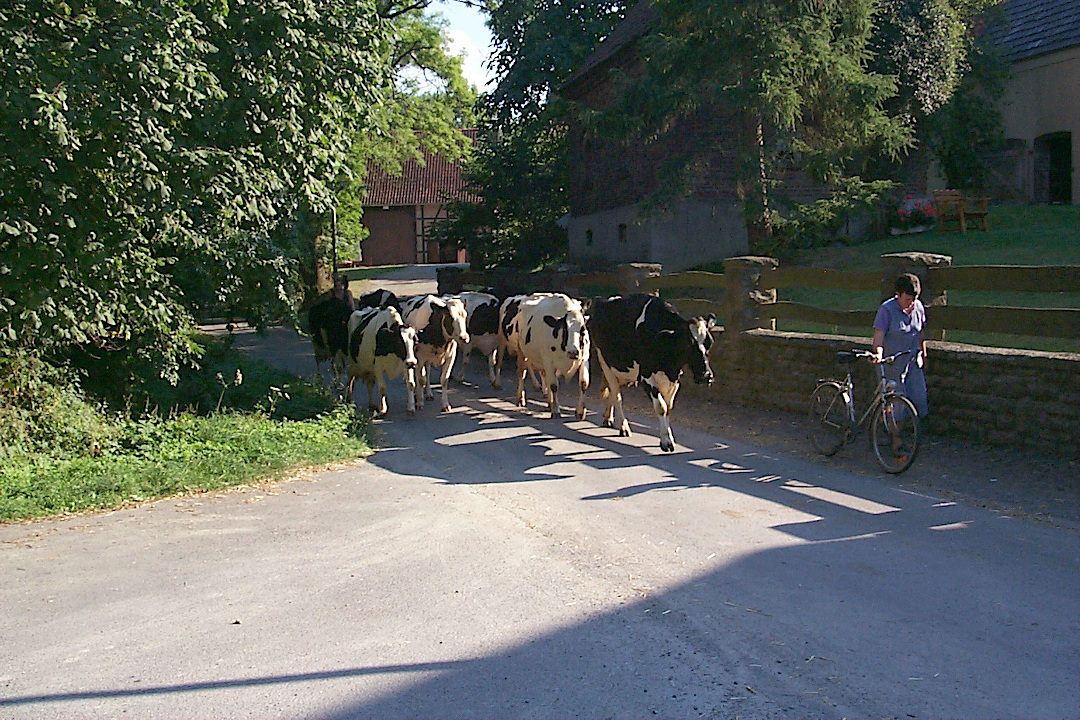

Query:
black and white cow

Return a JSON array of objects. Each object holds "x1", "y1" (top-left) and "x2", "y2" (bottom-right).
[
  {"x1": 494, "y1": 293, "x2": 546, "y2": 390},
  {"x1": 356, "y1": 288, "x2": 401, "y2": 312},
  {"x1": 507, "y1": 293, "x2": 591, "y2": 420},
  {"x1": 588, "y1": 294, "x2": 715, "y2": 452},
  {"x1": 345, "y1": 306, "x2": 418, "y2": 416},
  {"x1": 400, "y1": 294, "x2": 470, "y2": 412},
  {"x1": 448, "y1": 291, "x2": 501, "y2": 385},
  {"x1": 307, "y1": 295, "x2": 352, "y2": 391}
]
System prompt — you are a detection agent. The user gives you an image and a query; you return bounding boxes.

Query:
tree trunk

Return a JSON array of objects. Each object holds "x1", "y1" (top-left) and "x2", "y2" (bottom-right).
[{"x1": 737, "y1": 111, "x2": 772, "y2": 251}]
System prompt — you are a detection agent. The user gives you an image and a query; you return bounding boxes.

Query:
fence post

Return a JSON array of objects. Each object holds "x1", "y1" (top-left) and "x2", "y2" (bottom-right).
[
  {"x1": 722, "y1": 256, "x2": 778, "y2": 336},
  {"x1": 880, "y1": 252, "x2": 952, "y2": 340},
  {"x1": 617, "y1": 263, "x2": 662, "y2": 294}
]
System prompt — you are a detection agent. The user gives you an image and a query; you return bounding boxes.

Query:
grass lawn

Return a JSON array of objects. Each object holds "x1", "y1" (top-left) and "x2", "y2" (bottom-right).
[
  {"x1": 1, "y1": 340, "x2": 374, "y2": 523},
  {"x1": 784, "y1": 205, "x2": 1080, "y2": 352}
]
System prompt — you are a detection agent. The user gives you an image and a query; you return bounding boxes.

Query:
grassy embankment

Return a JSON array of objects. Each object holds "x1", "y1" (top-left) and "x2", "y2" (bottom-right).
[
  {"x1": 784, "y1": 205, "x2": 1080, "y2": 353},
  {"x1": 0, "y1": 336, "x2": 372, "y2": 523}
]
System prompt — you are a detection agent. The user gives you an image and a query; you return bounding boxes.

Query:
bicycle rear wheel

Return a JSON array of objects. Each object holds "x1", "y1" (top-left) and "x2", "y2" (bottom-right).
[
  {"x1": 872, "y1": 394, "x2": 920, "y2": 473},
  {"x1": 808, "y1": 382, "x2": 849, "y2": 456}
]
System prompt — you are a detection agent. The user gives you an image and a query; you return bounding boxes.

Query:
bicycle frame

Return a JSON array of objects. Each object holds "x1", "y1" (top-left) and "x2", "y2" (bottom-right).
[{"x1": 822, "y1": 350, "x2": 912, "y2": 443}]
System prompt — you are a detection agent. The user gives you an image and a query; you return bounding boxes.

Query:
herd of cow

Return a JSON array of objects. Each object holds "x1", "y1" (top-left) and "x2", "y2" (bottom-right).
[{"x1": 308, "y1": 287, "x2": 716, "y2": 452}]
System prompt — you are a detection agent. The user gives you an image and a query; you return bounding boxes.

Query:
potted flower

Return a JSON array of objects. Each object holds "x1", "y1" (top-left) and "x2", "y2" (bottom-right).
[{"x1": 890, "y1": 195, "x2": 936, "y2": 235}]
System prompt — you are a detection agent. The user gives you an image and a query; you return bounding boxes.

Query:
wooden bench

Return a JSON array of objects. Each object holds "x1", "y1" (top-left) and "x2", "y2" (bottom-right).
[{"x1": 933, "y1": 189, "x2": 989, "y2": 233}]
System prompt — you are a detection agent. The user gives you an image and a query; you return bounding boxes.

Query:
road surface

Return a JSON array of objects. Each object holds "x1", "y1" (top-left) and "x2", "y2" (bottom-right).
[{"x1": 2, "y1": 353, "x2": 1078, "y2": 718}]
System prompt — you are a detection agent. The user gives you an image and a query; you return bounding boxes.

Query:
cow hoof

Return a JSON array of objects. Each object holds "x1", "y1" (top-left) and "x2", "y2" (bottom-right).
[
  {"x1": 620, "y1": 427, "x2": 631, "y2": 438},
  {"x1": 661, "y1": 441, "x2": 675, "y2": 452},
  {"x1": 441, "y1": 405, "x2": 452, "y2": 413}
]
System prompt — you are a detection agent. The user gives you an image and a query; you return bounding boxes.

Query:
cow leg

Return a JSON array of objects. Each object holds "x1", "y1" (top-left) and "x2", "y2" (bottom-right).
[
  {"x1": 423, "y1": 361, "x2": 436, "y2": 401},
  {"x1": 575, "y1": 360, "x2": 589, "y2": 421},
  {"x1": 452, "y1": 343, "x2": 469, "y2": 382},
  {"x1": 487, "y1": 346, "x2": 499, "y2": 388},
  {"x1": 545, "y1": 365, "x2": 560, "y2": 419},
  {"x1": 345, "y1": 374, "x2": 356, "y2": 405},
  {"x1": 515, "y1": 361, "x2": 528, "y2": 407},
  {"x1": 403, "y1": 366, "x2": 417, "y2": 415},
  {"x1": 439, "y1": 346, "x2": 457, "y2": 412},
  {"x1": 646, "y1": 378, "x2": 680, "y2": 452},
  {"x1": 412, "y1": 367, "x2": 425, "y2": 410},
  {"x1": 375, "y1": 374, "x2": 389, "y2": 417},
  {"x1": 493, "y1": 343, "x2": 504, "y2": 389},
  {"x1": 601, "y1": 366, "x2": 631, "y2": 436},
  {"x1": 365, "y1": 378, "x2": 381, "y2": 416}
]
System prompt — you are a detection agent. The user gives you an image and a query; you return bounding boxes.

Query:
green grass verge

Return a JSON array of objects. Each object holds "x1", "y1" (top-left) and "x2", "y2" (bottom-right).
[
  {"x1": 794, "y1": 205, "x2": 1080, "y2": 270},
  {"x1": 0, "y1": 406, "x2": 371, "y2": 522}
]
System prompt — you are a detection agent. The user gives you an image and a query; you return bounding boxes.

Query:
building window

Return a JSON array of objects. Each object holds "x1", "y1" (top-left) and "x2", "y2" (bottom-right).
[
  {"x1": 617, "y1": 223, "x2": 628, "y2": 243},
  {"x1": 585, "y1": 229, "x2": 593, "y2": 246}
]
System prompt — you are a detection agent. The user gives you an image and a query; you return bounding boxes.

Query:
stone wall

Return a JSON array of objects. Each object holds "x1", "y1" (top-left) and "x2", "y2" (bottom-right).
[{"x1": 702, "y1": 329, "x2": 1080, "y2": 459}]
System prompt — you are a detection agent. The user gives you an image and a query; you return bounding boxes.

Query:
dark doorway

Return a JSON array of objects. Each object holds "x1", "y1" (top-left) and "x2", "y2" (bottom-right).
[{"x1": 1033, "y1": 132, "x2": 1072, "y2": 204}]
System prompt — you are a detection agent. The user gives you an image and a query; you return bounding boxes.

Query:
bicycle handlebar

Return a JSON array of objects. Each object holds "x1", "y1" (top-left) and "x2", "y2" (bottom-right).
[{"x1": 837, "y1": 349, "x2": 913, "y2": 365}]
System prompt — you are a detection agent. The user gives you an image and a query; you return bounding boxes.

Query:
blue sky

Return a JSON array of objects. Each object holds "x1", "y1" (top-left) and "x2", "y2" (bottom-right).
[{"x1": 431, "y1": 0, "x2": 495, "y2": 90}]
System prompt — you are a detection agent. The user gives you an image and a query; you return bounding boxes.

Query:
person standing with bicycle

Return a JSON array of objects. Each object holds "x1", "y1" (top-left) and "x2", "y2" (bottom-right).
[{"x1": 872, "y1": 273, "x2": 928, "y2": 450}]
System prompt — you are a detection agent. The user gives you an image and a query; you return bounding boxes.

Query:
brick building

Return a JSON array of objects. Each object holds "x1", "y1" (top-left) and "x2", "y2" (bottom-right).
[{"x1": 359, "y1": 130, "x2": 480, "y2": 266}]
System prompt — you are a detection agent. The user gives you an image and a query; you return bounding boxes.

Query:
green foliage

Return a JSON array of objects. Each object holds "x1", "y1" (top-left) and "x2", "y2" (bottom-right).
[
  {"x1": 0, "y1": 406, "x2": 370, "y2": 521},
  {"x1": 922, "y1": 31, "x2": 1010, "y2": 191},
  {"x1": 437, "y1": 1, "x2": 627, "y2": 269},
  {"x1": 0, "y1": 349, "x2": 118, "y2": 460},
  {"x1": 602, "y1": 0, "x2": 913, "y2": 246},
  {"x1": 868, "y1": 0, "x2": 968, "y2": 117},
  {"x1": 0, "y1": 337, "x2": 371, "y2": 522},
  {"x1": 766, "y1": 178, "x2": 897, "y2": 260},
  {"x1": 0, "y1": 0, "x2": 476, "y2": 380}
]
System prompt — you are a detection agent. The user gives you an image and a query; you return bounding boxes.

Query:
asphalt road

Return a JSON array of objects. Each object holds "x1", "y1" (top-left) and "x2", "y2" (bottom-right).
[{"x1": 2, "y1": 268, "x2": 1077, "y2": 718}]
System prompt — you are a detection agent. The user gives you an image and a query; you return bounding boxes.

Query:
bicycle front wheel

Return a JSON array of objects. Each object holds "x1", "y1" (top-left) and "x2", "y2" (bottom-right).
[
  {"x1": 872, "y1": 394, "x2": 920, "y2": 473},
  {"x1": 808, "y1": 382, "x2": 849, "y2": 456}
]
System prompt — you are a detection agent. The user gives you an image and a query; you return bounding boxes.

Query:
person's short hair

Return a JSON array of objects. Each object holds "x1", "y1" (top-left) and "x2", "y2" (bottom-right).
[
  {"x1": 335, "y1": 273, "x2": 348, "y2": 286},
  {"x1": 894, "y1": 272, "x2": 921, "y2": 298}
]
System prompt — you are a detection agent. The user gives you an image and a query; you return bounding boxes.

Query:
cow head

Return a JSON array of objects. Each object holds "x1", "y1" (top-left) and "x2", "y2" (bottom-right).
[
  {"x1": 686, "y1": 314, "x2": 715, "y2": 385},
  {"x1": 443, "y1": 297, "x2": 470, "y2": 346},
  {"x1": 386, "y1": 308, "x2": 418, "y2": 369},
  {"x1": 543, "y1": 305, "x2": 589, "y2": 361}
]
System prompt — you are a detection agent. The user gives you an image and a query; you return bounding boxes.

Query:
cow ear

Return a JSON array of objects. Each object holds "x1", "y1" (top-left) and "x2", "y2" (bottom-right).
[{"x1": 706, "y1": 314, "x2": 716, "y2": 329}]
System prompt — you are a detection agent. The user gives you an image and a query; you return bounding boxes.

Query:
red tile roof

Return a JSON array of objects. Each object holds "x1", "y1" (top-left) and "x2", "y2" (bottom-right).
[{"x1": 362, "y1": 129, "x2": 481, "y2": 207}]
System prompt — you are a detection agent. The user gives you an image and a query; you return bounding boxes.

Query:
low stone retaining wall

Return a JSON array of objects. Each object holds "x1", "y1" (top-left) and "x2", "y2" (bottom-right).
[{"x1": 702, "y1": 329, "x2": 1080, "y2": 458}]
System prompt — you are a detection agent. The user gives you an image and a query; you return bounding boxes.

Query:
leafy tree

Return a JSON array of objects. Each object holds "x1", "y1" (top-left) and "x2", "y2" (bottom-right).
[
  {"x1": 596, "y1": 0, "x2": 915, "y2": 251},
  {"x1": 921, "y1": 5, "x2": 1011, "y2": 191},
  {"x1": 0, "y1": 0, "x2": 473, "y2": 386},
  {"x1": 437, "y1": 0, "x2": 628, "y2": 270}
]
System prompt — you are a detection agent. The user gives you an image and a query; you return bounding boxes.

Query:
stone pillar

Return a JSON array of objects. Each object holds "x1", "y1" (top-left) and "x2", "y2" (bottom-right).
[
  {"x1": 880, "y1": 251, "x2": 952, "y2": 340},
  {"x1": 721, "y1": 256, "x2": 778, "y2": 336},
  {"x1": 617, "y1": 263, "x2": 662, "y2": 294}
]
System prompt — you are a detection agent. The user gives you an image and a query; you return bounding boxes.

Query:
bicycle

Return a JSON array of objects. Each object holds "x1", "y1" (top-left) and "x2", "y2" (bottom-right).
[{"x1": 808, "y1": 349, "x2": 920, "y2": 474}]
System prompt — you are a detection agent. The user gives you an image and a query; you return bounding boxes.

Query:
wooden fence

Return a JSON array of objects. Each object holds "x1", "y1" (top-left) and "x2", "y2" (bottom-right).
[{"x1": 439, "y1": 253, "x2": 1080, "y2": 346}]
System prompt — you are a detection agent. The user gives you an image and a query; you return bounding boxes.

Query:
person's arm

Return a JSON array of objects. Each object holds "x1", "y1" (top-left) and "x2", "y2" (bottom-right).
[{"x1": 872, "y1": 328, "x2": 886, "y2": 363}]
